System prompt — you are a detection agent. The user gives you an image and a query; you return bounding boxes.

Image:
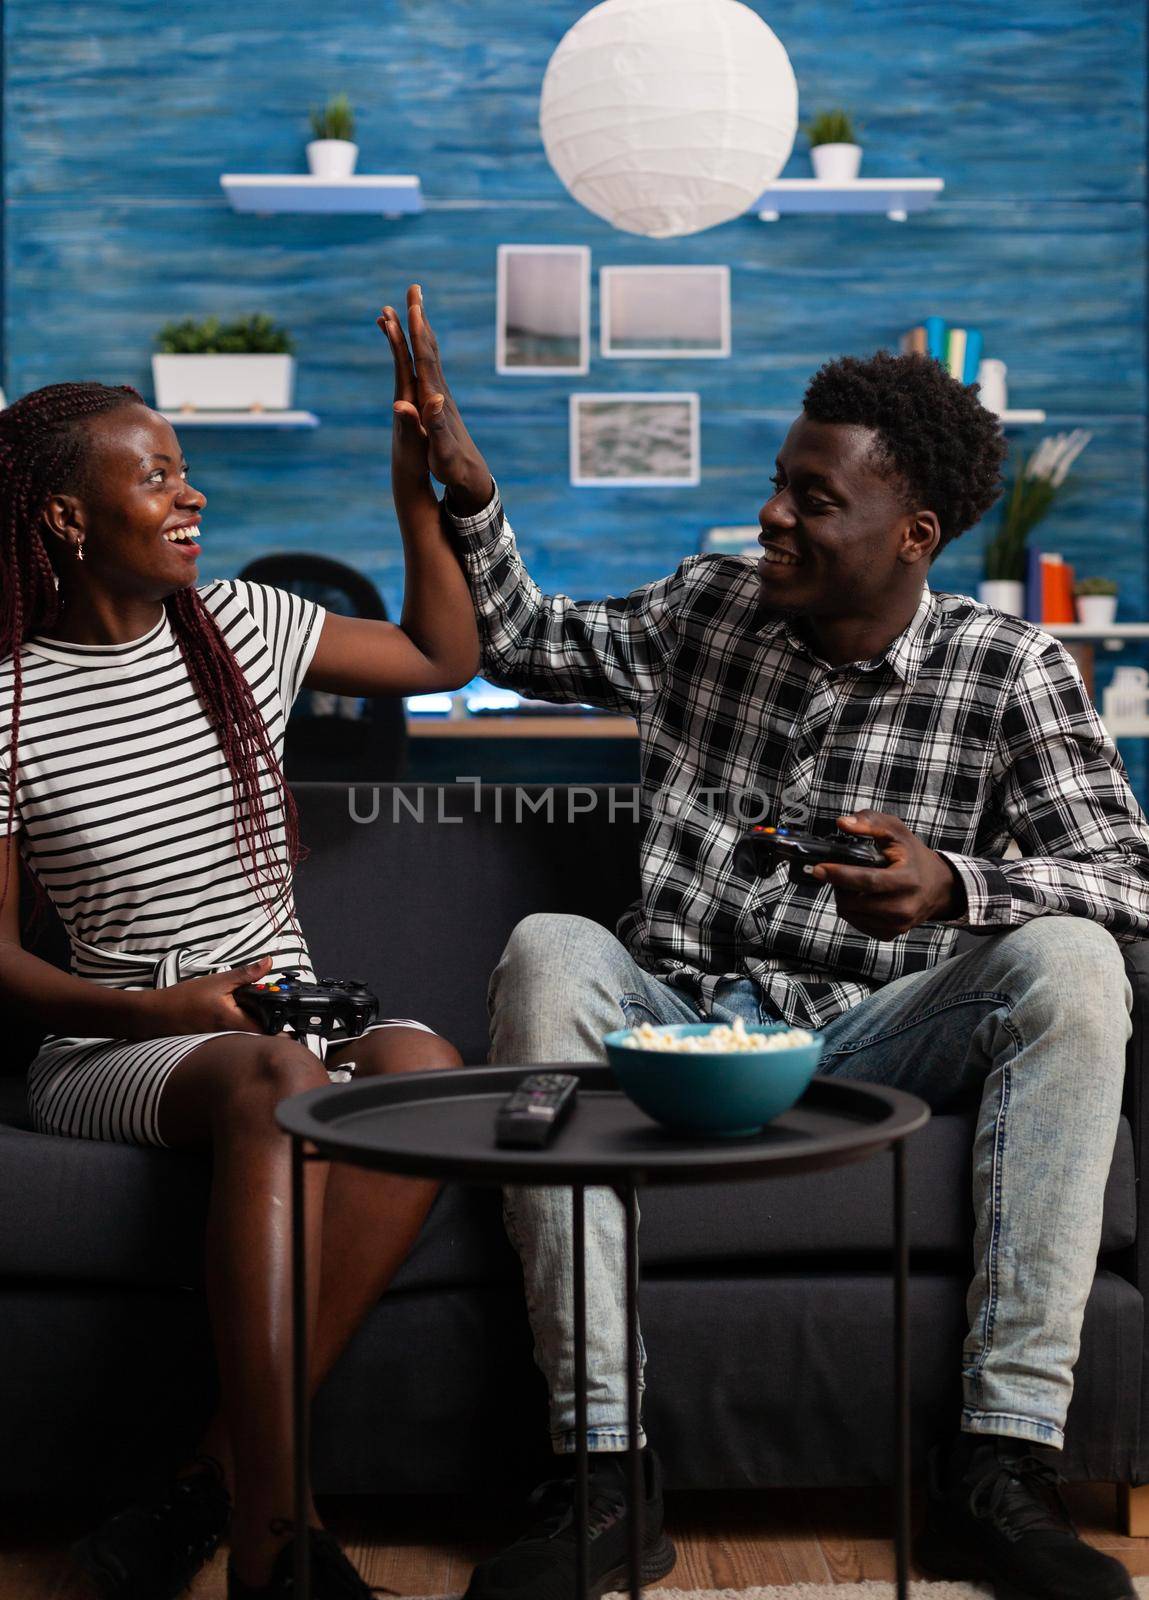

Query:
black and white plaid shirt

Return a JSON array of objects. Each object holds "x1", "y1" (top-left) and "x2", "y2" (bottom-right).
[{"x1": 445, "y1": 484, "x2": 1149, "y2": 1029}]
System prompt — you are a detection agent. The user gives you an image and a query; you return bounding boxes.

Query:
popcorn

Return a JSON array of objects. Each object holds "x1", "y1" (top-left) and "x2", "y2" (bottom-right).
[{"x1": 620, "y1": 1016, "x2": 814, "y2": 1054}]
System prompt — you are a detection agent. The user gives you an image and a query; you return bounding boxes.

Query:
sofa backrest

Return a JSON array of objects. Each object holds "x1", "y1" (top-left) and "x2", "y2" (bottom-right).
[{"x1": 9, "y1": 783, "x2": 644, "y2": 1071}]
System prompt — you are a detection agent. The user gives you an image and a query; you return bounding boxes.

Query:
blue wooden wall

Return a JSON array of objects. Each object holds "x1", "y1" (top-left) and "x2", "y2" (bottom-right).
[{"x1": 3, "y1": 0, "x2": 1146, "y2": 765}]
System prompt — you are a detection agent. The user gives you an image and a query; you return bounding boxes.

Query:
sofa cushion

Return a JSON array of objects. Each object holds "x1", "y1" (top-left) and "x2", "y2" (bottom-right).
[{"x1": 0, "y1": 1104, "x2": 1135, "y2": 1290}]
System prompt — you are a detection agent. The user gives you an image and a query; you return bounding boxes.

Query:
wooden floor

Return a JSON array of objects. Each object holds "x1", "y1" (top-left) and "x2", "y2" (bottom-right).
[{"x1": 2, "y1": 1484, "x2": 1148, "y2": 1597}]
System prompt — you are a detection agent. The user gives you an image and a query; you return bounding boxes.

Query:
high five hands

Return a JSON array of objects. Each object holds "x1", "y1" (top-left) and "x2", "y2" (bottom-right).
[
  {"x1": 811, "y1": 811, "x2": 967, "y2": 939},
  {"x1": 377, "y1": 285, "x2": 493, "y2": 511}
]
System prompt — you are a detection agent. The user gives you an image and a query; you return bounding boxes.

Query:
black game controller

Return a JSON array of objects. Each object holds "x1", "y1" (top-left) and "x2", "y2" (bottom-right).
[
  {"x1": 235, "y1": 970, "x2": 380, "y2": 1041},
  {"x1": 734, "y1": 825, "x2": 889, "y2": 884}
]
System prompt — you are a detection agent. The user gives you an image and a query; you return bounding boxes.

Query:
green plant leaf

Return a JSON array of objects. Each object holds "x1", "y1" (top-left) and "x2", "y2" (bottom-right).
[
  {"x1": 154, "y1": 313, "x2": 294, "y2": 354},
  {"x1": 310, "y1": 90, "x2": 356, "y2": 143},
  {"x1": 803, "y1": 108, "x2": 857, "y2": 147}
]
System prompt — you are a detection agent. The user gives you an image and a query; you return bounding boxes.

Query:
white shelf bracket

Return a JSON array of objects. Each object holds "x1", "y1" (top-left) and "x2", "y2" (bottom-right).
[{"x1": 886, "y1": 208, "x2": 909, "y2": 222}]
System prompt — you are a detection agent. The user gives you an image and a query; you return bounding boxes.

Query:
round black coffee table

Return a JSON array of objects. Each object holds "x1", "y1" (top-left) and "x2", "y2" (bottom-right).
[{"x1": 278, "y1": 1063, "x2": 930, "y2": 1600}]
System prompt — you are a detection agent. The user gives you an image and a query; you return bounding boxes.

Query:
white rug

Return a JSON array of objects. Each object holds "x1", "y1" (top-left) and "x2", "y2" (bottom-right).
[
  {"x1": 605, "y1": 1586, "x2": 1149, "y2": 1598},
  {"x1": 404, "y1": 1580, "x2": 1149, "y2": 1593},
  {"x1": 621, "y1": 1587, "x2": 1149, "y2": 1598},
  {"x1": 410, "y1": 1585, "x2": 1149, "y2": 1599}
]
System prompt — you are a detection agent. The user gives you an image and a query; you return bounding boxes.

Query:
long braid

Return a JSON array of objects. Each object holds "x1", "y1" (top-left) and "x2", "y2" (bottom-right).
[
  {"x1": 167, "y1": 585, "x2": 307, "y2": 918},
  {"x1": 0, "y1": 381, "x2": 305, "y2": 930}
]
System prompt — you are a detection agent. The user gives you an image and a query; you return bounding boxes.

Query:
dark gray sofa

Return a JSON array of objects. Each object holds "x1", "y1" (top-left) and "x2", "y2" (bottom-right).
[{"x1": 1, "y1": 783, "x2": 1145, "y2": 1501}]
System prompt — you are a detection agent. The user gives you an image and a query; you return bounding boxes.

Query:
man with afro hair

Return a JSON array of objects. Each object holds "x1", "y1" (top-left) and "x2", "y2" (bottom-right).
[{"x1": 408, "y1": 299, "x2": 1146, "y2": 1600}]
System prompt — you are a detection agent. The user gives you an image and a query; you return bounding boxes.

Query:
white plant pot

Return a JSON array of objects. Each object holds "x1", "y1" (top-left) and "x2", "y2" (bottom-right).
[
  {"x1": 152, "y1": 354, "x2": 295, "y2": 412},
  {"x1": 976, "y1": 358, "x2": 1008, "y2": 417},
  {"x1": 811, "y1": 142, "x2": 862, "y2": 182},
  {"x1": 306, "y1": 139, "x2": 359, "y2": 179},
  {"x1": 1076, "y1": 594, "x2": 1118, "y2": 628},
  {"x1": 977, "y1": 579, "x2": 1025, "y2": 617}
]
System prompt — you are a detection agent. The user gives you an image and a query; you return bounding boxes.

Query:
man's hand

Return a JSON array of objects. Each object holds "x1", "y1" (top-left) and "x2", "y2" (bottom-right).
[
  {"x1": 131, "y1": 956, "x2": 274, "y2": 1040},
  {"x1": 810, "y1": 811, "x2": 966, "y2": 939},
  {"x1": 378, "y1": 284, "x2": 494, "y2": 511}
]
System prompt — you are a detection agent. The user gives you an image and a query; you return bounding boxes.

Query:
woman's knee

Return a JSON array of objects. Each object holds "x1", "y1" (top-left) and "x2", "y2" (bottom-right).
[
  {"x1": 352, "y1": 1026, "x2": 462, "y2": 1077},
  {"x1": 214, "y1": 1035, "x2": 330, "y2": 1132}
]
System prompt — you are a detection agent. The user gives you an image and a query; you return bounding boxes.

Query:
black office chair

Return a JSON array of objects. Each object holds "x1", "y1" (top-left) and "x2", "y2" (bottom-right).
[{"x1": 236, "y1": 553, "x2": 409, "y2": 781}]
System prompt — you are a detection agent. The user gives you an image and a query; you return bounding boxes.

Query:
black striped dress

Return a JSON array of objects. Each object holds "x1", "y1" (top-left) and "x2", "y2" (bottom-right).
[{"x1": 1, "y1": 580, "x2": 429, "y2": 1147}]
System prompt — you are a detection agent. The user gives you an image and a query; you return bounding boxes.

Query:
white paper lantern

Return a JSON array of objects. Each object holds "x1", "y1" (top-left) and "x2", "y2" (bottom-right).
[{"x1": 539, "y1": 0, "x2": 798, "y2": 240}]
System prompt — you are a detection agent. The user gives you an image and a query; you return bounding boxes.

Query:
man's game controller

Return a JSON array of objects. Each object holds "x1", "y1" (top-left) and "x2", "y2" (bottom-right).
[
  {"x1": 733, "y1": 825, "x2": 889, "y2": 884},
  {"x1": 235, "y1": 970, "x2": 380, "y2": 1042}
]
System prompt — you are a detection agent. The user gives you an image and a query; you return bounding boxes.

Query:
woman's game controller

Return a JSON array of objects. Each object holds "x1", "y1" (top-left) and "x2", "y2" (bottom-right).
[
  {"x1": 733, "y1": 825, "x2": 889, "y2": 883},
  {"x1": 234, "y1": 970, "x2": 380, "y2": 1040}
]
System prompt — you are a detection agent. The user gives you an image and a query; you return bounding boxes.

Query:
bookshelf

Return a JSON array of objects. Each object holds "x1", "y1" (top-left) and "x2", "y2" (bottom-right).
[{"x1": 1047, "y1": 622, "x2": 1149, "y2": 652}]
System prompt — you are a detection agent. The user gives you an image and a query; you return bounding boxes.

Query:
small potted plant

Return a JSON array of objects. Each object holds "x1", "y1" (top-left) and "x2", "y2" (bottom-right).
[
  {"x1": 1074, "y1": 576, "x2": 1119, "y2": 629},
  {"x1": 152, "y1": 315, "x2": 296, "y2": 412},
  {"x1": 803, "y1": 109, "x2": 862, "y2": 183},
  {"x1": 978, "y1": 429, "x2": 1092, "y2": 616},
  {"x1": 307, "y1": 92, "x2": 358, "y2": 179}
]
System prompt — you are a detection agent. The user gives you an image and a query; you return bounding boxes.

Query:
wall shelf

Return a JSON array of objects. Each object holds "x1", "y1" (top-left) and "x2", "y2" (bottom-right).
[
  {"x1": 160, "y1": 410, "x2": 319, "y2": 429},
  {"x1": 998, "y1": 409, "x2": 1047, "y2": 425},
  {"x1": 1047, "y1": 623, "x2": 1149, "y2": 637},
  {"x1": 753, "y1": 177, "x2": 944, "y2": 222},
  {"x1": 1047, "y1": 622, "x2": 1149, "y2": 653},
  {"x1": 220, "y1": 174, "x2": 423, "y2": 216}
]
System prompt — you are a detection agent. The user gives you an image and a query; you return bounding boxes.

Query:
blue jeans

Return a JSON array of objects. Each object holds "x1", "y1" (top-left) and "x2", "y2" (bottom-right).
[{"x1": 489, "y1": 913, "x2": 1131, "y2": 1454}]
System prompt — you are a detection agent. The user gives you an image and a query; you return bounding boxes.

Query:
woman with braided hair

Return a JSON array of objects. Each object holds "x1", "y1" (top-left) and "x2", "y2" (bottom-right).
[{"x1": 0, "y1": 289, "x2": 476, "y2": 1599}]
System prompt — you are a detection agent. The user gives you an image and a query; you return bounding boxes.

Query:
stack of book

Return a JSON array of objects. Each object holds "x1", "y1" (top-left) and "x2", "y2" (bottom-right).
[
  {"x1": 900, "y1": 318, "x2": 983, "y2": 384},
  {"x1": 1025, "y1": 548, "x2": 1076, "y2": 625}
]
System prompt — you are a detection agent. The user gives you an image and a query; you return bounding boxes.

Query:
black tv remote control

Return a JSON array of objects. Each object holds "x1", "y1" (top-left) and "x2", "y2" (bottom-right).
[{"x1": 496, "y1": 1073, "x2": 579, "y2": 1149}]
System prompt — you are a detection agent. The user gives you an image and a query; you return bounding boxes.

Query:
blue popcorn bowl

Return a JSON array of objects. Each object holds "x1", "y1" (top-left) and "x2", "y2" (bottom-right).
[{"x1": 603, "y1": 1022, "x2": 824, "y2": 1136}]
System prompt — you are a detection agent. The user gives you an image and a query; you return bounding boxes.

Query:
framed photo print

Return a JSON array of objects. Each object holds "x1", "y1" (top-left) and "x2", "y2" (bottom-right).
[
  {"x1": 570, "y1": 393, "x2": 701, "y2": 487},
  {"x1": 600, "y1": 265, "x2": 731, "y2": 359},
  {"x1": 701, "y1": 526, "x2": 761, "y2": 558},
  {"x1": 496, "y1": 244, "x2": 590, "y2": 374}
]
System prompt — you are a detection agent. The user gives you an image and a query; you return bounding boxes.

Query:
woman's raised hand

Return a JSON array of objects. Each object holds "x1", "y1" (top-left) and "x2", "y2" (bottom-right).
[
  {"x1": 378, "y1": 285, "x2": 493, "y2": 510},
  {"x1": 378, "y1": 293, "x2": 438, "y2": 498}
]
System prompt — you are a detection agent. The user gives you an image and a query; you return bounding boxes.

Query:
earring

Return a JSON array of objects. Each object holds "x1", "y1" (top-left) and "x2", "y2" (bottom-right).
[{"x1": 75, "y1": 541, "x2": 84, "y2": 563}]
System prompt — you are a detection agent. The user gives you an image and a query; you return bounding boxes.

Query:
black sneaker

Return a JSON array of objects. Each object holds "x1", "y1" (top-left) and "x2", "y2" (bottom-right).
[
  {"x1": 464, "y1": 1448, "x2": 677, "y2": 1600},
  {"x1": 914, "y1": 1431, "x2": 1135, "y2": 1599},
  {"x1": 227, "y1": 1525, "x2": 373, "y2": 1598},
  {"x1": 70, "y1": 1456, "x2": 231, "y2": 1599}
]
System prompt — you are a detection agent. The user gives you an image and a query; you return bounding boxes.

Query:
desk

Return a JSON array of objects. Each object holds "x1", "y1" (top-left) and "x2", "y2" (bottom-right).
[
  {"x1": 405, "y1": 716, "x2": 640, "y2": 784},
  {"x1": 407, "y1": 715, "x2": 638, "y2": 739}
]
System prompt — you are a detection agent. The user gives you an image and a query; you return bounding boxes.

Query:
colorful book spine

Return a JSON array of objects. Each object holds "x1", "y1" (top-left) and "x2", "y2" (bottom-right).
[
  {"x1": 945, "y1": 328, "x2": 967, "y2": 381},
  {"x1": 1025, "y1": 545, "x2": 1044, "y2": 623},
  {"x1": 924, "y1": 316, "x2": 946, "y2": 362},
  {"x1": 900, "y1": 325, "x2": 927, "y2": 355},
  {"x1": 1040, "y1": 554, "x2": 1076, "y2": 625},
  {"x1": 962, "y1": 329, "x2": 983, "y2": 385}
]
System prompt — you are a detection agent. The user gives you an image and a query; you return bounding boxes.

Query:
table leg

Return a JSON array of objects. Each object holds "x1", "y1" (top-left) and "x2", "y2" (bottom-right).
[
  {"x1": 894, "y1": 1139, "x2": 909, "y2": 1600},
  {"x1": 572, "y1": 1186, "x2": 588, "y2": 1600},
  {"x1": 625, "y1": 1181, "x2": 642, "y2": 1600},
  {"x1": 292, "y1": 1136, "x2": 312, "y2": 1600}
]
